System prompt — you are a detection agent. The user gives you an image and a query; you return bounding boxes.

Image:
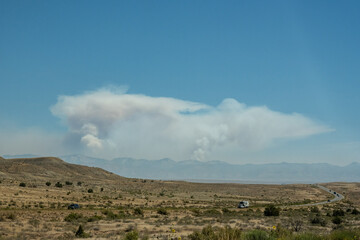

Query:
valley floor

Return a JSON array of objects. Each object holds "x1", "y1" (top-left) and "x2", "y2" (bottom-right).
[{"x1": 0, "y1": 179, "x2": 359, "y2": 239}]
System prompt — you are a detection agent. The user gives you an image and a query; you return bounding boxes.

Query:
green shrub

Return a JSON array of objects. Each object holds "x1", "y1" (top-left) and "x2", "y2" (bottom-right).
[
  {"x1": 351, "y1": 208, "x2": 360, "y2": 215},
  {"x1": 45, "y1": 182, "x2": 51, "y2": 186},
  {"x1": 87, "y1": 189, "x2": 93, "y2": 193},
  {"x1": 157, "y1": 208, "x2": 168, "y2": 215},
  {"x1": 55, "y1": 182, "x2": 63, "y2": 188},
  {"x1": 187, "y1": 227, "x2": 360, "y2": 240},
  {"x1": 28, "y1": 218, "x2": 40, "y2": 228},
  {"x1": 75, "y1": 225, "x2": 89, "y2": 238},
  {"x1": 65, "y1": 181, "x2": 73, "y2": 185},
  {"x1": 191, "y1": 209, "x2": 201, "y2": 216},
  {"x1": 217, "y1": 226, "x2": 242, "y2": 239},
  {"x1": 124, "y1": 231, "x2": 139, "y2": 240},
  {"x1": 134, "y1": 207, "x2": 144, "y2": 216},
  {"x1": 310, "y1": 206, "x2": 320, "y2": 213},
  {"x1": 189, "y1": 225, "x2": 242, "y2": 240},
  {"x1": 189, "y1": 225, "x2": 216, "y2": 240},
  {"x1": 329, "y1": 229, "x2": 359, "y2": 240},
  {"x1": 87, "y1": 215, "x2": 103, "y2": 222},
  {"x1": 64, "y1": 213, "x2": 83, "y2": 222},
  {"x1": 19, "y1": 182, "x2": 26, "y2": 187},
  {"x1": 7, "y1": 213, "x2": 16, "y2": 220},
  {"x1": 310, "y1": 216, "x2": 320, "y2": 224},
  {"x1": 332, "y1": 216, "x2": 342, "y2": 225},
  {"x1": 310, "y1": 215, "x2": 326, "y2": 226},
  {"x1": 264, "y1": 204, "x2": 280, "y2": 216},
  {"x1": 332, "y1": 209, "x2": 345, "y2": 216},
  {"x1": 203, "y1": 209, "x2": 222, "y2": 216},
  {"x1": 294, "y1": 233, "x2": 323, "y2": 240},
  {"x1": 222, "y1": 208, "x2": 231, "y2": 214},
  {"x1": 243, "y1": 229, "x2": 269, "y2": 240},
  {"x1": 77, "y1": 181, "x2": 82, "y2": 186},
  {"x1": 101, "y1": 209, "x2": 118, "y2": 219}
]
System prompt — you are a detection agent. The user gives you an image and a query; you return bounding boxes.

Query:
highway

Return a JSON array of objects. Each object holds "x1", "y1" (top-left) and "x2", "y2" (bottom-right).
[{"x1": 295, "y1": 184, "x2": 344, "y2": 207}]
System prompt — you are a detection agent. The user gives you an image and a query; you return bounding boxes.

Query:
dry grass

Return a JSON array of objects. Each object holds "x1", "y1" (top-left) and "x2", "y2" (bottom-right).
[{"x1": 0, "y1": 157, "x2": 359, "y2": 239}]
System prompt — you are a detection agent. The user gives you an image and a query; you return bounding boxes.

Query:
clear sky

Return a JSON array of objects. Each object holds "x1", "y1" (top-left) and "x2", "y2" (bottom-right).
[{"x1": 1, "y1": 0, "x2": 359, "y2": 165}]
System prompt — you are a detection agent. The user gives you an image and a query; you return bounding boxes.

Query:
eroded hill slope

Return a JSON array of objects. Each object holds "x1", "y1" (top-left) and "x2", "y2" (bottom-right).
[{"x1": 0, "y1": 156, "x2": 124, "y2": 183}]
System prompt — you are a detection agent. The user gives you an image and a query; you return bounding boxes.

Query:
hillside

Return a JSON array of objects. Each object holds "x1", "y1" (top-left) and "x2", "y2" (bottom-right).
[{"x1": 0, "y1": 156, "x2": 124, "y2": 183}]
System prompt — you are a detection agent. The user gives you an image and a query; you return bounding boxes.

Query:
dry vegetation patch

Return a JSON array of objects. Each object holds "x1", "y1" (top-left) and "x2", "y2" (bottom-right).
[{"x1": 0, "y1": 158, "x2": 359, "y2": 239}]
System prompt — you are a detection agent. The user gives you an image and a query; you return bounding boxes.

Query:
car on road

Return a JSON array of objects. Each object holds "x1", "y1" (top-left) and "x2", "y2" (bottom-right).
[
  {"x1": 238, "y1": 201, "x2": 249, "y2": 208},
  {"x1": 68, "y1": 203, "x2": 80, "y2": 209}
]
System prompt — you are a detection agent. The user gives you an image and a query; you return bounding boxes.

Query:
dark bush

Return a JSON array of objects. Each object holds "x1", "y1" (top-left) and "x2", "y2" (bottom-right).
[
  {"x1": 330, "y1": 229, "x2": 358, "y2": 240},
  {"x1": 64, "y1": 213, "x2": 83, "y2": 222},
  {"x1": 310, "y1": 215, "x2": 326, "y2": 226},
  {"x1": 87, "y1": 215, "x2": 103, "y2": 222},
  {"x1": 290, "y1": 219, "x2": 303, "y2": 232},
  {"x1": 189, "y1": 225, "x2": 216, "y2": 240},
  {"x1": 65, "y1": 181, "x2": 73, "y2": 185},
  {"x1": 333, "y1": 209, "x2": 345, "y2": 216},
  {"x1": 351, "y1": 208, "x2": 360, "y2": 215},
  {"x1": 55, "y1": 182, "x2": 63, "y2": 188},
  {"x1": 134, "y1": 207, "x2": 144, "y2": 216},
  {"x1": 7, "y1": 213, "x2": 16, "y2": 220},
  {"x1": 264, "y1": 204, "x2": 280, "y2": 216},
  {"x1": 191, "y1": 209, "x2": 201, "y2": 216},
  {"x1": 75, "y1": 225, "x2": 88, "y2": 238},
  {"x1": 204, "y1": 209, "x2": 222, "y2": 216},
  {"x1": 19, "y1": 182, "x2": 26, "y2": 187},
  {"x1": 295, "y1": 233, "x2": 323, "y2": 240},
  {"x1": 311, "y1": 216, "x2": 321, "y2": 224},
  {"x1": 310, "y1": 206, "x2": 320, "y2": 213},
  {"x1": 87, "y1": 189, "x2": 93, "y2": 193},
  {"x1": 101, "y1": 210, "x2": 118, "y2": 220},
  {"x1": 124, "y1": 231, "x2": 139, "y2": 240},
  {"x1": 189, "y1": 225, "x2": 242, "y2": 240},
  {"x1": 222, "y1": 208, "x2": 231, "y2": 214},
  {"x1": 77, "y1": 181, "x2": 82, "y2": 186},
  {"x1": 157, "y1": 208, "x2": 168, "y2": 215},
  {"x1": 243, "y1": 229, "x2": 268, "y2": 240},
  {"x1": 332, "y1": 216, "x2": 342, "y2": 225},
  {"x1": 45, "y1": 182, "x2": 51, "y2": 186}
]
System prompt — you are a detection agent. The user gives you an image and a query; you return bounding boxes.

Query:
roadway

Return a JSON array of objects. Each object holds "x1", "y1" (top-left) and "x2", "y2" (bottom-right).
[{"x1": 295, "y1": 184, "x2": 344, "y2": 207}]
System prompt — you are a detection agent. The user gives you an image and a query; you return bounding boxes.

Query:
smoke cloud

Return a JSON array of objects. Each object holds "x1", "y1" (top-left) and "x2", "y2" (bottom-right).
[{"x1": 51, "y1": 87, "x2": 333, "y2": 161}]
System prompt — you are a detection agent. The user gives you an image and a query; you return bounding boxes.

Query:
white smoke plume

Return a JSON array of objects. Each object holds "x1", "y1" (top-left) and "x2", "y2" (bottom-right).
[{"x1": 50, "y1": 87, "x2": 333, "y2": 161}]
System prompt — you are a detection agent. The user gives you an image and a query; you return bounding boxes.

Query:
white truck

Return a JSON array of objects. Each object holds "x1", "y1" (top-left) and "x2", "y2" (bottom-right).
[{"x1": 238, "y1": 201, "x2": 249, "y2": 208}]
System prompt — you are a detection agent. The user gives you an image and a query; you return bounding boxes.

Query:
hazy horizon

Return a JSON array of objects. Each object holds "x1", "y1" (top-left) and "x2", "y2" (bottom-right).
[{"x1": 3, "y1": 153, "x2": 360, "y2": 167}]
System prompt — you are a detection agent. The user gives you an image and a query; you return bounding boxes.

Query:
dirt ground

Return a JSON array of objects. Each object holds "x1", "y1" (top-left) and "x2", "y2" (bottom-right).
[{"x1": 0, "y1": 179, "x2": 359, "y2": 240}]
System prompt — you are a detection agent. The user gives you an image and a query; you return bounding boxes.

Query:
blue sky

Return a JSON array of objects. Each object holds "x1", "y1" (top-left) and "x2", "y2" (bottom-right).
[{"x1": 1, "y1": 1, "x2": 359, "y2": 164}]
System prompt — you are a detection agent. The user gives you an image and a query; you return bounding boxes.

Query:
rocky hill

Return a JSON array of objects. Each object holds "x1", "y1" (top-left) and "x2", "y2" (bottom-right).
[{"x1": 0, "y1": 156, "x2": 124, "y2": 183}]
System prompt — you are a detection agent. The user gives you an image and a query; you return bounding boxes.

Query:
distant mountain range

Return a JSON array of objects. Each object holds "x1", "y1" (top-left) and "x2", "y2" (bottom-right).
[{"x1": 3, "y1": 154, "x2": 360, "y2": 183}]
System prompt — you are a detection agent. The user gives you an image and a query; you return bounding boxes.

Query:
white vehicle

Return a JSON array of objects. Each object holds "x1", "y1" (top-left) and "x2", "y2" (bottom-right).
[{"x1": 238, "y1": 201, "x2": 249, "y2": 208}]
